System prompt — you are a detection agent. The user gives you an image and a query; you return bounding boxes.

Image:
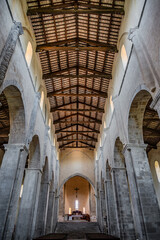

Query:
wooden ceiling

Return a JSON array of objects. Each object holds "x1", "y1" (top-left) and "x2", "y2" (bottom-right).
[{"x1": 27, "y1": 0, "x2": 125, "y2": 150}]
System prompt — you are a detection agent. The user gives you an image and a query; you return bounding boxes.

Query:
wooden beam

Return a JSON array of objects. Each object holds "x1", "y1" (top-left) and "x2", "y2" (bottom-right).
[
  {"x1": 79, "y1": 141, "x2": 95, "y2": 148},
  {"x1": 78, "y1": 113, "x2": 102, "y2": 124},
  {"x1": 43, "y1": 66, "x2": 76, "y2": 79},
  {"x1": 60, "y1": 147, "x2": 94, "y2": 149},
  {"x1": 57, "y1": 132, "x2": 97, "y2": 142},
  {"x1": 45, "y1": 74, "x2": 109, "y2": 78},
  {"x1": 59, "y1": 141, "x2": 75, "y2": 148},
  {"x1": 37, "y1": 45, "x2": 117, "y2": 52},
  {"x1": 49, "y1": 93, "x2": 107, "y2": 98},
  {"x1": 58, "y1": 131, "x2": 98, "y2": 133},
  {"x1": 79, "y1": 66, "x2": 112, "y2": 78},
  {"x1": 53, "y1": 108, "x2": 104, "y2": 112},
  {"x1": 37, "y1": 37, "x2": 117, "y2": 52},
  {"x1": 50, "y1": 101, "x2": 77, "y2": 112},
  {"x1": 53, "y1": 114, "x2": 77, "y2": 124},
  {"x1": 57, "y1": 139, "x2": 97, "y2": 142},
  {"x1": 27, "y1": 7, "x2": 125, "y2": 16},
  {"x1": 78, "y1": 37, "x2": 117, "y2": 50},
  {"x1": 57, "y1": 133, "x2": 76, "y2": 141},
  {"x1": 43, "y1": 66, "x2": 111, "y2": 79},
  {"x1": 55, "y1": 123, "x2": 100, "y2": 134},
  {"x1": 53, "y1": 113, "x2": 101, "y2": 124},
  {"x1": 47, "y1": 85, "x2": 107, "y2": 98},
  {"x1": 55, "y1": 121, "x2": 96, "y2": 124}
]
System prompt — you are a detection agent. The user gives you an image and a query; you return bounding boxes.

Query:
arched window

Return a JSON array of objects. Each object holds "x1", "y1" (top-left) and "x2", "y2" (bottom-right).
[
  {"x1": 40, "y1": 91, "x2": 44, "y2": 110},
  {"x1": 25, "y1": 41, "x2": 33, "y2": 67},
  {"x1": 155, "y1": 161, "x2": 160, "y2": 183},
  {"x1": 121, "y1": 44, "x2": 128, "y2": 69},
  {"x1": 75, "y1": 200, "x2": 79, "y2": 210}
]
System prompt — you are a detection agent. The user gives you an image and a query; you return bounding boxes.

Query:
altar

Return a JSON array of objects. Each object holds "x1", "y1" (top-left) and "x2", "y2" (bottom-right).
[{"x1": 69, "y1": 214, "x2": 83, "y2": 220}]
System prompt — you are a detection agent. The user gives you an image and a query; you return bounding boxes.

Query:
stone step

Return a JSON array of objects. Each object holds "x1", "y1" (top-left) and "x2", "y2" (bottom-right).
[{"x1": 55, "y1": 222, "x2": 101, "y2": 234}]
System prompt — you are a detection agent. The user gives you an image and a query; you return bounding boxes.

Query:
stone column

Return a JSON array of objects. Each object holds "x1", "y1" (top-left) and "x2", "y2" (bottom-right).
[
  {"x1": 0, "y1": 21, "x2": 23, "y2": 86},
  {"x1": 124, "y1": 144, "x2": 160, "y2": 239},
  {"x1": 111, "y1": 167, "x2": 136, "y2": 240},
  {"x1": 34, "y1": 181, "x2": 50, "y2": 237},
  {"x1": 14, "y1": 168, "x2": 42, "y2": 240},
  {"x1": 45, "y1": 190, "x2": 55, "y2": 234},
  {"x1": 104, "y1": 173, "x2": 119, "y2": 237},
  {"x1": 0, "y1": 144, "x2": 27, "y2": 240},
  {"x1": 128, "y1": 27, "x2": 159, "y2": 92}
]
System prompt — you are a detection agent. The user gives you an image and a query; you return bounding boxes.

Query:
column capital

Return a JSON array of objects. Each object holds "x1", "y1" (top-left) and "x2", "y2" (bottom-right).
[
  {"x1": 4, "y1": 143, "x2": 28, "y2": 152},
  {"x1": 104, "y1": 179, "x2": 112, "y2": 183},
  {"x1": 150, "y1": 89, "x2": 160, "y2": 117},
  {"x1": 111, "y1": 167, "x2": 126, "y2": 172},
  {"x1": 128, "y1": 26, "x2": 139, "y2": 42},
  {"x1": 12, "y1": 21, "x2": 23, "y2": 35},
  {"x1": 36, "y1": 91, "x2": 41, "y2": 100},
  {"x1": 123, "y1": 143, "x2": 147, "y2": 154},
  {"x1": 25, "y1": 168, "x2": 42, "y2": 174}
]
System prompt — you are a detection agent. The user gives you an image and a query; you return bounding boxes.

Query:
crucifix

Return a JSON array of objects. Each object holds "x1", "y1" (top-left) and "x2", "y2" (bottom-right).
[{"x1": 74, "y1": 187, "x2": 79, "y2": 198}]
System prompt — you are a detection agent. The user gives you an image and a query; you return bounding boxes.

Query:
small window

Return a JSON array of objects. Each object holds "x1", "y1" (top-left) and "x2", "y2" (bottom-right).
[
  {"x1": 121, "y1": 44, "x2": 128, "y2": 69},
  {"x1": 75, "y1": 200, "x2": 79, "y2": 210},
  {"x1": 83, "y1": 207, "x2": 85, "y2": 214},
  {"x1": 20, "y1": 185, "x2": 23, "y2": 198},
  {"x1": 25, "y1": 41, "x2": 33, "y2": 67},
  {"x1": 69, "y1": 208, "x2": 71, "y2": 214},
  {"x1": 40, "y1": 91, "x2": 44, "y2": 110},
  {"x1": 155, "y1": 161, "x2": 160, "y2": 183}
]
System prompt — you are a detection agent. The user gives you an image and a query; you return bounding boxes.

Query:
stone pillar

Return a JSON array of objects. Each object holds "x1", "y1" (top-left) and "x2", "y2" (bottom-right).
[
  {"x1": 14, "y1": 168, "x2": 41, "y2": 240},
  {"x1": 128, "y1": 27, "x2": 159, "y2": 92},
  {"x1": 34, "y1": 181, "x2": 50, "y2": 237},
  {"x1": 0, "y1": 21, "x2": 23, "y2": 86},
  {"x1": 111, "y1": 167, "x2": 136, "y2": 240},
  {"x1": 45, "y1": 190, "x2": 55, "y2": 234},
  {"x1": 124, "y1": 144, "x2": 160, "y2": 239},
  {"x1": 0, "y1": 144, "x2": 27, "y2": 240},
  {"x1": 104, "y1": 171, "x2": 119, "y2": 237}
]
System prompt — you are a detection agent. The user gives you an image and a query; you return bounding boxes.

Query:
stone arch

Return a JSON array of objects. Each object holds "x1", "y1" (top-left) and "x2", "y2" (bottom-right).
[
  {"x1": 128, "y1": 89, "x2": 152, "y2": 144},
  {"x1": 59, "y1": 173, "x2": 95, "y2": 192},
  {"x1": 1, "y1": 85, "x2": 25, "y2": 144},
  {"x1": 28, "y1": 135, "x2": 41, "y2": 169},
  {"x1": 114, "y1": 138, "x2": 125, "y2": 168}
]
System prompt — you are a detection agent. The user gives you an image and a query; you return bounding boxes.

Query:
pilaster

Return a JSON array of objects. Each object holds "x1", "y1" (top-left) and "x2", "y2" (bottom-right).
[{"x1": 0, "y1": 21, "x2": 23, "y2": 86}]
